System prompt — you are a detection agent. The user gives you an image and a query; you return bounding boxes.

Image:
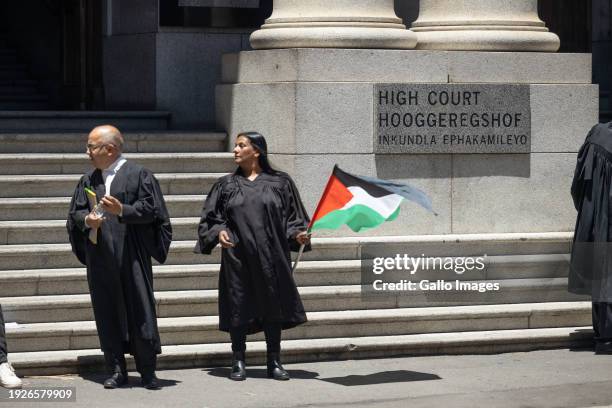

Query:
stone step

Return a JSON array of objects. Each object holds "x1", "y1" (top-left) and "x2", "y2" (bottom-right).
[
  {"x1": 0, "y1": 152, "x2": 235, "y2": 175},
  {"x1": 0, "y1": 85, "x2": 37, "y2": 94},
  {"x1": 0, "y1": 254, "x2": 571, "y2": 297},
  {"x1": 0, "y1": 95, "x2": 49, "y2": 109},
  {"x1": 0, "y1": 172, "x2": 224, "y2": 198},
  {"x1": 4, "y1": 303, "x2": 592, "y2": 353},
  {"x1": 0, "y1": 55, "x2": 18, "y2": 64},
  {"x1": 0, "y1": 131, "x2": 226, "y2": 153},
  {"x1": 0, "y1": 94, "x2": 46, "y2": 101},
  {"x1": 9, "y1": 326, "x2": 593, "y2": 376},
  {"x1": 0, "y1": 260, "x2": 361, "y2": 296},
  {"x1": 3, "y1": 216, "x2": 165, "y2": 243},
  {"x1": 0, "y1": 63, "x2": 27, "y2": 71},
  {"x1": 0, "y1": 242, "x2": 172, "y2": 269},
  {"x1": 0, "y1": 233, "x2": 573, "y2": 270},
  {"x1": 0, "y1": 194, "x2": 204, "y2": 221},
  {"x1": 0, "y1": 111, "x2": 170, "y2": 132},
  {"x1": 0, "y1": 79, "x2": 36, "y2": 87},
  {"x1": 0, "y1": 69, "x2": 28, "y2": 80},
  {"x1": 0, "y1": 217, "x2": 199, "y2": 245},
  {"x1": 0, "y1": 101, "x2": 51, "y2": 110},
  {"x1": 0, "y1": 279, "x2": 587, "y2": 324}
]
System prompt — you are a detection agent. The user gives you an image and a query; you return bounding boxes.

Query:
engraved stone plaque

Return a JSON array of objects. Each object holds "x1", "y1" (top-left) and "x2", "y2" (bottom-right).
[{"x1": 374, "y1": 84, "x2": 531, "y2": 154}]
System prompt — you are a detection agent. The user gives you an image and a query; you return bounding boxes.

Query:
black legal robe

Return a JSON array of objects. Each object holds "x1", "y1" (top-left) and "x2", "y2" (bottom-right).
[
  {"x1": 67, "y1": 161, "x2": 172, "y2": 356},
  {"x1": 195, "y1": 170, "x2": 310, "y2": 334},
  {"x1": 569, "y1": 122, "x2": 612, "y2": 301}
]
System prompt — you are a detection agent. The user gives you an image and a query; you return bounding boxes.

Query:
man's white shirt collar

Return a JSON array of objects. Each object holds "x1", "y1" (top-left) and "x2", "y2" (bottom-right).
[
  {"x1": 102, "y1": 155, "x2": 127, "y2": 177},
  {"x1": 102, "y1": 155, "x2": 127, "y2": 197}
]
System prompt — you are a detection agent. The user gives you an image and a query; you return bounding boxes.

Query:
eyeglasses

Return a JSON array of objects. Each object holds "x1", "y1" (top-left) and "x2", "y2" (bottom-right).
[{"x1": 86, "y1": 143, "x2": 114, "y2": 152}]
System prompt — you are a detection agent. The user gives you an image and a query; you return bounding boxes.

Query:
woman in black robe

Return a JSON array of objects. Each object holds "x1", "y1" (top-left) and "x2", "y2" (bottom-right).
[{"x1": 195, "y1": 132, "x2": 311, "y2": 380}]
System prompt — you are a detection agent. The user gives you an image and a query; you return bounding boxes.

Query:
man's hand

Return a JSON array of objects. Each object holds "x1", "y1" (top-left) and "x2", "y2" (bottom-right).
[
  {"x1": 85, "y1": 212, "x2": 105, "y2": 229},
  {"x1": 100, "y1": 195, "x2": 123, "y2": 216},
  {"x1": 219, "y1": 230, "x2": 234, "y2": 248},
  {"x1": 295, "y1": 231, "x2": 311, "y2": 246}
]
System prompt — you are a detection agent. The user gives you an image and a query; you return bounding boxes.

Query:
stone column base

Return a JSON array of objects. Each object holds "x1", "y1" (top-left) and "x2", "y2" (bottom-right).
[
  {"x1": 412, "y1": 29, "x2": 560, "y2": 52},
  {"x1": 249, "y1": 0, "x2": 416, "y2": 50},
  {"x1": 250, "y1": 26, "x2": 417, "y2": 49}
]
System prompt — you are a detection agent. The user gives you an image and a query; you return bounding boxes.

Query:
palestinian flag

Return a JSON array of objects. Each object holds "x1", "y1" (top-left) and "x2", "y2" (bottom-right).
[{"x1": 308, "y1": 165, "x2": 436, "y2": 233}]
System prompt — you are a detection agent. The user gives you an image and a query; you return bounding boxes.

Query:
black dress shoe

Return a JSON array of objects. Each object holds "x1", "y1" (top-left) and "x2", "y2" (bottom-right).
[
  {"x1": 266, "y1": 352, "x2": 289, "y2": 381},
  {"x1": 595, "y1": 341, "x2": 612, "y2": 354},
  {"x1": 141, "y1": 372, "x2": 160, "y2": 390},
  {"x1": 103, "y1": 371, "x2": 128, "y2": 389},
  {"x1": 230, "y1": 351, "x2": 246, "y2": 381}
]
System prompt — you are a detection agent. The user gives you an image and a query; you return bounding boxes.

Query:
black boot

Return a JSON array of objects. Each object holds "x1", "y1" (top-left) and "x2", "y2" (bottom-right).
[
  {"x1": 595, "y1": 340, "x2": 612, "y2": 354},
  {"x1": 103, "y1": 371, "x2": 128, "y2": 389},
  {"x1": 266, "y1": 352, "x2": 289, "y2": 381},
  {"x1": 103, "y1": 355, "x2": 128, "y2": 389},
  {"x1": 230, "y1": 351, "x2": 246, "y2": 381},
  {"x1": 141, "y1": 371, "x2": 160, "y2": 390}
]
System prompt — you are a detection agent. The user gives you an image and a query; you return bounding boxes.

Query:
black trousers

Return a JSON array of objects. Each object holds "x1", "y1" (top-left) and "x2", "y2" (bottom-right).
[
  {"x1": 104, "y1": 332, "x2": 157, "y2": 375},
  {"x1": 592, "y1": 302, "x2": 612, "y2": 342},
  {"x1": 0, "y1": 305, "x2": 8, "y2": 364},
  {"x1": 230, "y1": 323, "x2": 282, "y2": 353}
]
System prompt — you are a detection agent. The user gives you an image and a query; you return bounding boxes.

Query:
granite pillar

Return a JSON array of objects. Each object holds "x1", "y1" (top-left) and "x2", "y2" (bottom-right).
[
  {"x1": 412, "y1": 0, "x2": 560, "y2": 51},
  {"x1": 250, "y1": 0, "x2": 417, "y2": 49}
]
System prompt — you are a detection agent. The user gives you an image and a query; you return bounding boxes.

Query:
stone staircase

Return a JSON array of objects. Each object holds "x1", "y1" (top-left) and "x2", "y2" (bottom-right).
[
  {"x1": 0, "y1": 35, "x2": 51, "y2": 110},
  {"x1": 0, "y1": 115, "x2": 593, "y2": 376}
]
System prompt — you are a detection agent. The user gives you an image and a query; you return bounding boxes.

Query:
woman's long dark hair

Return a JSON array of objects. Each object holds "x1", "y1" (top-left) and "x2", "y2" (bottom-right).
[{"x1": 237, "y1": 131, "x2": 278, "y2": 174}]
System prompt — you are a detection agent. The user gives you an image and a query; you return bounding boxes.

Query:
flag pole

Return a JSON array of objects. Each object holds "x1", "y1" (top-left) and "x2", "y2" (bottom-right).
[
  {"x1": 292, "y1": 226, "x2": 312, "y2": 274},
  {"x1": 292, "y1": 165, "x2": 336, "y2": 274},
  {"x1": 291, "y1": 243, "x2": 306, "y2": 274}
]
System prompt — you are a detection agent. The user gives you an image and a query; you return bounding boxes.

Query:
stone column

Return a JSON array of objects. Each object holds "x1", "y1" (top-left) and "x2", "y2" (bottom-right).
[
  {"x1": 250, "y1": 0, "x2": 417, "y2": 49},
  {"x1": 412, "y1": 0, "x2": 560, "y2": 52}
]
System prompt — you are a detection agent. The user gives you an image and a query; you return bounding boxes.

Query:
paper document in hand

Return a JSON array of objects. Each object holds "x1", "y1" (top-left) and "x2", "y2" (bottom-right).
[
  {"x1": 84, "y1": 187, "x2": 97, "y2": 208},
  {"x1": 84, "y1": 187, "x2": 100, "y2": 244}
]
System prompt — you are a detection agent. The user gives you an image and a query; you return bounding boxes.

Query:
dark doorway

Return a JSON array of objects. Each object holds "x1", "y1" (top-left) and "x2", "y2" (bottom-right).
[
  {"x1": 0, "y1": 0, "x2": 104, "y2": 110},
  {"x1": 61, "y1": 0, "x2": 104, "y2": 109},
  {"x1": 539, "y1": 0, "x2": 592, "y2": 53}
]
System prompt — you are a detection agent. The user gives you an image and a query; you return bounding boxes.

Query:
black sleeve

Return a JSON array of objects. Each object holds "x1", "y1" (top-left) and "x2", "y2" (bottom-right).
[
  {"x1": 119, "y1": 168, "x2": 159, "y2": 224},
  {"x1": 571, "y1": 127, "x2": 596, "y2": 211},
  {"x1": 136, "y1": 169, "x2": 173, "y2": 264},
  {"x1": 194, "y1": 180, "x2": 228, "y2": 255},
  {"x1": 284, "y1": 176, "x2": 312, "y2": 253},
  {"x1": 66, "y1": 176, "x2": 91, "y2": 265}
]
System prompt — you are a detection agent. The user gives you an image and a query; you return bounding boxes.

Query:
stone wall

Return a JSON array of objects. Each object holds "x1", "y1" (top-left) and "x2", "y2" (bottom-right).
[{"x1": 217, "y1": 49, "x2": 598, "y2": 236}]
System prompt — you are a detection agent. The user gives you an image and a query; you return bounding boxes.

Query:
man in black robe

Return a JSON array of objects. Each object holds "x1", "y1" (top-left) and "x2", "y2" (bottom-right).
[
  {"x1": 67, "y1": 125, "x2": 172, "y2": 388},
  {"x1": 570, "y1": 122, "x2": 612, "y2": 354}
]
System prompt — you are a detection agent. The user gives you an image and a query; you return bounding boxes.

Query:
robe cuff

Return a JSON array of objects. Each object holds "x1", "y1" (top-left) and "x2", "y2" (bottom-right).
[
  {"x1": 78, "y1": 211, "x2": 91, "y2": 232},
  {"x1": 118, "y1": 203, "x2": 136, "y2": 222}
]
